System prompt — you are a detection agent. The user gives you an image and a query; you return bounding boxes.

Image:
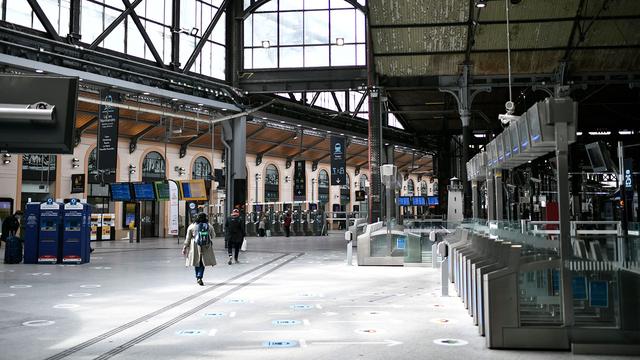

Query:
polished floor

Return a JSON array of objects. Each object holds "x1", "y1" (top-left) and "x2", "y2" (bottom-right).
[{"x1": 0, "y1": 235, "x2": 627, "y2": 360}]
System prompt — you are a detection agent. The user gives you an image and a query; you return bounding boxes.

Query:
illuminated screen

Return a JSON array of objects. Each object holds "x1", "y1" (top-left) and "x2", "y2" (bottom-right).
[
  {"x1": 110, "y1": 183, "x2": 132, "y2": 202},
  {"x1": 133, "y1": 183, "x2": 156, "y2": 201},
  {"x1": 428, "y1": 196, "x2": 439, "y2": 206},
  {"x1": 398, "y1": 196, "x2": 410, "y2": 206},
  {"x1": 180, "y1": 180, "x2": 208, "y2": 201},
  {"x1": 411, "y1": 196, "x2": 426, "y2": 206},
  {"x1": 154, "y1": 181, "x2": 170, "y2": 200}
]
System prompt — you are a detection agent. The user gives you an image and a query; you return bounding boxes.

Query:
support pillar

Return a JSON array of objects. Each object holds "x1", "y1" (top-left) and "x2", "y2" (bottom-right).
[
  {"x1": 170, "y1": 0, "x2": 181, "y2": 70},
  {"x1": 461, "y1": 111, "x2": 471, "y2": 217},
  {"x1": 486, "y1": 170, "x2": 496, "y2": 221},
  {"x1": 232, "y1": 116, "x2": 247, "y2": 210},
  {"x1": 368, "y1": 88, "x2": 384, "y2": 223},
  {"x1": 471, "y1": 180, "x2": 479, "y2": 219},
  {"x1": 68, "y1": 0, "x2": 81, "y2": 43},
  {"x1": 495, "y1": 169, "x2": 503, "y2": 221}
]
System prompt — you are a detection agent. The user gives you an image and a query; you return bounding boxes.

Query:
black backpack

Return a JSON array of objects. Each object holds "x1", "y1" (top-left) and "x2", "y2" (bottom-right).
[{"x1": 195, "y1": 223, "x2": 212, "y2": 247}]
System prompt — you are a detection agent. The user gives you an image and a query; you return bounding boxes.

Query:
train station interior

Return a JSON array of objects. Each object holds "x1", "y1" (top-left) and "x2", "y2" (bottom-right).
[{"x1": 0, "y1": 0, "x2": 639, "y2": 358}]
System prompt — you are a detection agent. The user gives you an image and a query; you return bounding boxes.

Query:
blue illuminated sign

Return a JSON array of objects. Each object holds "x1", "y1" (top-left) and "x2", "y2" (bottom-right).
[
  {"x1": 572, "y1": 276, "x2": 587, "y2": 300},
  {"x1": 396, "y1": 237, "x2": 406, "y2": 250},
  {"x1": 398, "y1": 196, "x2": 410, "y2": 206}
]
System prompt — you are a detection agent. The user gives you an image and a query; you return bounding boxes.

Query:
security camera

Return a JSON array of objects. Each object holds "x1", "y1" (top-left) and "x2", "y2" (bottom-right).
[
  {"x1": 0, "y1": 102, "x2": 56, "y2": 124},
  {"x1": 505, "y1": 101, "x2": 515, "y2": 114},
  {"x1": 499, "y1": 113, "x2": 520, "y2": 125}
]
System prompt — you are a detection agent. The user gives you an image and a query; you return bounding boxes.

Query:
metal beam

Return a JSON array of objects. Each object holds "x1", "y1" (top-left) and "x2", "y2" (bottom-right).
[
  {"x1": 351, "y1": 90, "x2": 369, "y2": 119},
  {"x1": 239, "y1": 67, "x2": 368, "y2": 93},
  {"x1": 314, "y1": 153, "x2": 331, "y2": 163},
  {"x1": 465, "y1": 0, "x2": 478, "y2": 64},
  {"x1": 179, "y1": 131, "x2": 210, "y2": 158},
  {"x1": 330, "y1": 91, "x2": 343, "y2": 112},
  {"x1": 247, "y1": 123, "x2": 268, "y2": 138},
  {"x1": 74, "y1": 116, "x2": 98, "y2": 147},
  {"x1": 257, "y1": 132, "x2": 298, "y2": 157},
  {"x1": 129, "y1": 124, "x2": 157, "y2": 153},
  {"x1": 563, "y1": 0, "x2": 587, "y2": 63},
  {"x1": 243, "y1": 0, "x2": 365, "y2": 19},
  {"x1": 309, "y1": 92, "x2": 321, "y2": 107},
  {"x1": 122, "y1": 0, "x2": 165, "y2": 68},
  {"x1": 374, "y1": 44, "x2": 640, "y2": 57},
  {"x1": 183, "y1": 0, "x2": 230, "y2": 73},
  {"x1": 90, "y1": 0, "x2": 143, "y2": 49},
  {"x1": 288, "y1": 136, "x2": 326, "y2": 159},
  {"x1": 25, "y1": 0, "x2": 61, "y2": 41}
]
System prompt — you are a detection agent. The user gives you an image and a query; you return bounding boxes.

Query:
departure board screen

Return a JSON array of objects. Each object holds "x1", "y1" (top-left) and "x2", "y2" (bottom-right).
[
  {"x1": 180, "y1": 180, "x2": 208, "y2": 201},
  {"x1": 110, "y1": 183, "x2": 132, "y2": 202},
  {"x1": 398, "y1": 196, "x2": 410, "y2": 206},
  {"x1": 411, "y1": 196, "x2": 426, "y2": 206},
  {"x1": 154, "y1": 181, "x2": 170, "y2": 200},
  {"x1": 427, "y1": 196, "x2": 439, "y2": 206},
  {"x1": 133, "y1": 183, "x2": 156, "y2": 201}
]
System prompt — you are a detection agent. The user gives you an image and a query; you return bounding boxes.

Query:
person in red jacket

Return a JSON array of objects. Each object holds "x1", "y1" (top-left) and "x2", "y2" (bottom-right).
[{"x1": 283, "y1": 211, "x2": 292, "y2": 237}]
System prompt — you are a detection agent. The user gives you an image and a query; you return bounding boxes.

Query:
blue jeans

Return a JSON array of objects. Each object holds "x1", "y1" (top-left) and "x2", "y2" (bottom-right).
[{"x1": 195, "y1": 261, "x2": 204, "y2": 279}]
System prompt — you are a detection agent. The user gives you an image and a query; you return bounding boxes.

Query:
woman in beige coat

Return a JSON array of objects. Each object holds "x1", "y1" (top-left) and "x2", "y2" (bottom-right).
[{"x1": 182, "y1": 212, "x2": 217, "y2": 286}]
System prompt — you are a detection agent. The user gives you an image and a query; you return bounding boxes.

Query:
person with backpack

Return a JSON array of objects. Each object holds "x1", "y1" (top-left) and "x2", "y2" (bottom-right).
[
  {"x1": 225, "y1": 208, "x2": 245, "y2": 265},
  {"x1": 182, "y1": 212, "x2": 216, "y2": 286},
  {"x1": 1, "y1": 210, "x2": 21, "y2": 243}
]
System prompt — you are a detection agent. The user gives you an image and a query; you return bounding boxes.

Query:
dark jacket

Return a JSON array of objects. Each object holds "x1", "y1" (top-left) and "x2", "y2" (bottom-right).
[
  {"x1": 225, "y1": 215, "x2": 245, "y2": 245},
  {"x1": 1, "y1": 215, "x2": 20, "y2": 241}
]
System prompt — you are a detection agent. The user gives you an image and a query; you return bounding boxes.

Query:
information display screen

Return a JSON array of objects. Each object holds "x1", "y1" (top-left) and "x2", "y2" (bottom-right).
[
  {"x1": 427, "y1": 196, "x2": 439, "y2": 206},
  {"x1": 411, "y1": 196, "x2": 426, "y2": 206},
  {"x1": 133, "y1": 183, "x2": 156, "y2": 201},
  {"x1": 110, "y1": 183, "x2": 132, "y2": 202},
  {"x1": 180, "y1": 180, "x2": 208, "y2": 201},
  {"x1": 154, "y1": 181, "x2": 170, "y2": 201},
  {"x1": 398, "y1": 196, "x2": 410, "y2": 206}
]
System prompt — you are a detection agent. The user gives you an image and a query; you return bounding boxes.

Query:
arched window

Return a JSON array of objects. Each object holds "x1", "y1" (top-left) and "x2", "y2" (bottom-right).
[
  {"x1": 142, "y1": 152, "x2": 166, "y2": 181},
  {"x1": 243, "y1": 0, "x2": 366, "y2": 69},
  {"x1": 264, "y1": 164, "x2": 279, "y2": 202},
  {"x1": 359, "y1": 174, "x2": 368, "y2": 190},
  {"x1": 340, "y1": 173, "x2": 350, "y2": 204},
  {"x1": 407, "y1": 179, "x2": 415, "y2": 196},
  {"x1": 318, "y1": 169, "x2": 329, "y2": 204},
  {"x1": 192, "y1": 156, "x2": 212, "y2": 180},
  {"x1": 420, "y1": 180, "x2": 427, "y2": 195}
]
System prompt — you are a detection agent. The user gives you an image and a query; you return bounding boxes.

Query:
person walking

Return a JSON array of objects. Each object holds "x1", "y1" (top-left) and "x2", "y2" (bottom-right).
[
  {"x1": 258, "y1": 215, "x2": 266, "y2": 237},
  {"x1": 182, "y1": 213, "x2": 216, "y2": 286},
  {"x1": 283, "y1": 211, "x2": 292, "y2": 237},
  {"x1": 225, "y1": 208, "x2": 245, "y2": 265}
]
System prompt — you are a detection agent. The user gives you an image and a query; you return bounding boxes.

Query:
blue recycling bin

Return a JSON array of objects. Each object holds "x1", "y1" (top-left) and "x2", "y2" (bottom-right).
[{"x1": 62, "y1": 200, "x2": 91, "y2": 264}]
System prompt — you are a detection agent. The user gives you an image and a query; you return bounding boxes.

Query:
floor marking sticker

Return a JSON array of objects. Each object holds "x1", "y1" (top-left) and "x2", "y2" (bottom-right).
[
  {"x1": 354, "y1": 328, "x2": 385, "y2": 335},
  {"x1": 225, "y1": 299, "x2": 247, "y2": 304},
  {"x1": 53, "y1": 304, "x2": 80, "y2": 309},
  {"x1": 68, "y1": 293, "x2": 92, "y2": 297},
  {"x1": 204, "y1": 312, "x2": 225, "y2": 318},
  {"x1": 0, "y1": 293, "x2": 16, "y2": 297},
  {"x1": 272, "y1": 320, "x2": 301, "y2": 326},
  {"x1": 80, "y1": 284, "x2": 101, "y2": 288},
  {"x1": 176, "y1": 330, "x2": 204, "y2": 336},
  {"x1": 262, "y1": 340, "x2": 298, "y2": 348},
  {"x1": 23, "y1": 320, "x2": 55, "y2": 327},
  {"x1": 430, "y1": 318, "x2": 455, "y2": 324},
  {"x1": 10, "y1": 285, "x2": 32, "y2": 289},
  {"x1": 229, "y1": 312, "x2": 237, "y2": 318},
  {"x1": 290, "y1": 304, "x2": 313, "y2": 310}
]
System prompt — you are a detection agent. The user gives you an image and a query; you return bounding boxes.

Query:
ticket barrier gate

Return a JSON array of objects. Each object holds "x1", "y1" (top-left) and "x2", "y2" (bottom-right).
[
  {"x1": 62, "y1": 201, "x2": 91, "y2": 264},
  {"x1": 445, "y1": 226, "x2": 640, "y2": 352},
  {"x1": 23, "y1": 202, "x2": 40, "y2": 264},
  {"x1": 38, "y1": 201, "x2": 63, "y2": 264}
]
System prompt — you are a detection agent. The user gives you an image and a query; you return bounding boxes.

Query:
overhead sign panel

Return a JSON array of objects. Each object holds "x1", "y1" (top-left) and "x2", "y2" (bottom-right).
[
  {"x1": 330, "y1": 136, "x2": 346, "y2": 186},
  {"x1": 97, "y1": 90, "x2": 119, "y2": 184},
  {"x1": 294, "y1": 160, "x2": 306, "y2": 201}
]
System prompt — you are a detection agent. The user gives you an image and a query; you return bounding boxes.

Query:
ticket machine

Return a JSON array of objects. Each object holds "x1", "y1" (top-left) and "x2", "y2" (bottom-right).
[
  {"x1": 23, "y1": 202, "x2": 41, "y2": 264},
  {"x1": 62, "y1": 199, "x2": 91, "y2": 264},
  {"x1": 38, "y1": 199, "x2": 63, "y2": 263}
]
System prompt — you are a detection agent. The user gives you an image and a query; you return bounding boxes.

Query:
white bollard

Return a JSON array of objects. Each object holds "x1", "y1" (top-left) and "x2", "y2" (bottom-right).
[{"x1": 441, "y1": 256, "x2": 449, "y2": 297}]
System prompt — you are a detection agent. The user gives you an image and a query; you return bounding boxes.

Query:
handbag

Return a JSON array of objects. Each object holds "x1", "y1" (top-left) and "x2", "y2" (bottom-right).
[{"x1": 240, "y1": 238, "x2": 247, "y2": 251}]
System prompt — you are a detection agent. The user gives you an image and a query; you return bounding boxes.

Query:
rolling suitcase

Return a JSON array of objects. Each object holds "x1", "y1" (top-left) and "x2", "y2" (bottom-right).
[{"x1": 4, "y1": 235, "x2": 23, "y2": 264}]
